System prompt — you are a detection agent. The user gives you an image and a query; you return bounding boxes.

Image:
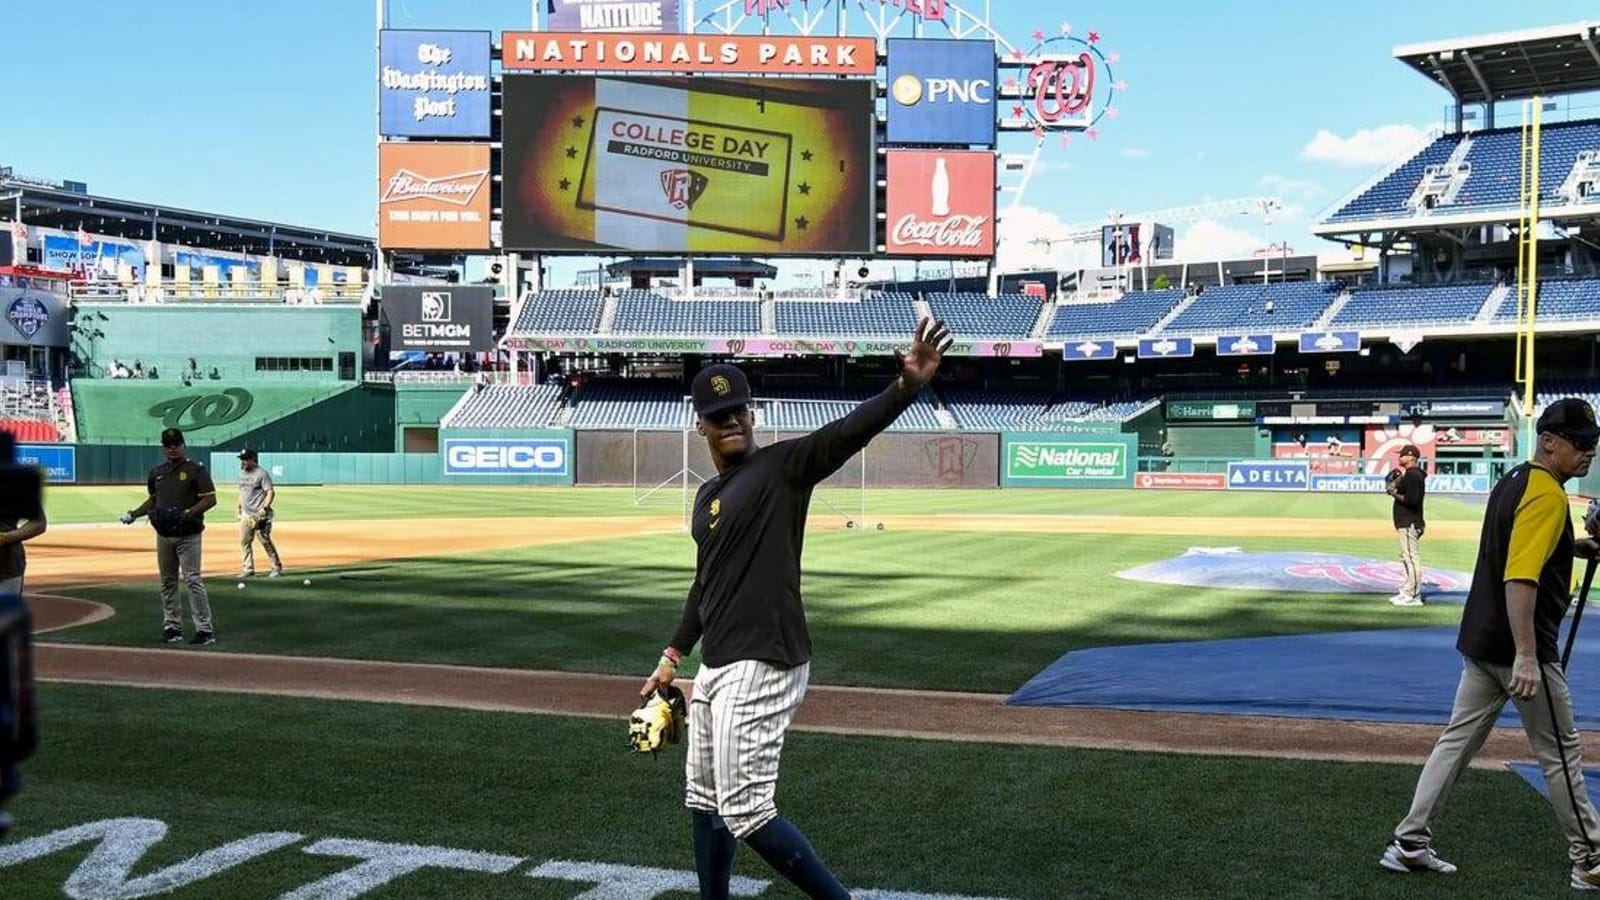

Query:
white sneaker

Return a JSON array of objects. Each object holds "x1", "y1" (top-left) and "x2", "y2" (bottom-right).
[
  {"x1": 1390, "y1": 594, "x2": 1424, "y2": 607},
  {"x1": 267, "y1": 569, "x2": 283, "y2": 578},
  {"x1": 1380, "y1": 839, "x2": 1456, "y2": 874},
  {"x1": 1574, "y1": 858, "x2": 1600, "y2": 890}
]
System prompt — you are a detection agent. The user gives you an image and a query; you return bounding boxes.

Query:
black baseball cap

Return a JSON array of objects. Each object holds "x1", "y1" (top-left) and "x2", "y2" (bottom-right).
[
  {"x1": 1399, "y1": 444, "x2": 1420, "y2": 459},
  {"x1": 160, "y1": 427, "x2": 185, "y2": 447},
  {"x1": 237, "y1": 448, "x2": 259, "y2": 460},
  {"x1": 1538, "y1": 397, "x2": 1600, "y2": 439},
  {"x1": 691, "y1": 364, "x2": 751, "y2": 418}
]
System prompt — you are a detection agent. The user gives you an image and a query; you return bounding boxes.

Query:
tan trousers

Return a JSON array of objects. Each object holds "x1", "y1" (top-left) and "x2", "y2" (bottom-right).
[
  {"x1": 158, "y1": 534, "x2": 213, "y2": 632},
  {"x1": 240, "y1": 514, "x2": 282, "y2": 574},
  {"x1": 1396, "y1": 655, "x2": 1600, "y2": 864},
  {"x1": 1397, "y1": 524, "x2": 1423, "y2": 599}
]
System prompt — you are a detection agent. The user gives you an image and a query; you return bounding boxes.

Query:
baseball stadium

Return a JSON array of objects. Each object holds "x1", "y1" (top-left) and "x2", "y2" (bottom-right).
[{"x1": 10, "y1": 3, "x2": 1600, "y2": 898}]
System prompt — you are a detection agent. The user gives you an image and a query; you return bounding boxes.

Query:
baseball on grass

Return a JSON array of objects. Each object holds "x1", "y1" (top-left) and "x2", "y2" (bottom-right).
[
  {"x1": 236, "y1": 582, "x2": 246, "y2": 590},
  {"x1": 302, "y1": 578, "x2": 312, "y2": 586}
]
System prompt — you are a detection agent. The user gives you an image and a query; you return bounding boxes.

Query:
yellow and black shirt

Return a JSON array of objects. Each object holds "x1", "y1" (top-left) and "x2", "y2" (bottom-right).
[{"x1": 1457, "y1": 462, "x2": 1574, "y2": 665}]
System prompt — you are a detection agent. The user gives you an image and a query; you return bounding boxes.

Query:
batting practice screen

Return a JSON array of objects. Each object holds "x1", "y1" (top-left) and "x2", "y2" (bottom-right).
[{"x1": 501, "y1": 75, "x2": 874, "y2": 255}]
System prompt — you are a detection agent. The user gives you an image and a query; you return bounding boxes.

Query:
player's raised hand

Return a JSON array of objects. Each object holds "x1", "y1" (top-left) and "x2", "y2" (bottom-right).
[{"x1": 895, "y1": 317, "x2": 954, "y2": 393}]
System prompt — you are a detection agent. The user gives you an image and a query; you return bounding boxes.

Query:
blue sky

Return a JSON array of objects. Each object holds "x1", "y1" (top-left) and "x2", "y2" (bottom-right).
[{"x1": 2, "y1": 0, "x2": 1597, "y2": 283}]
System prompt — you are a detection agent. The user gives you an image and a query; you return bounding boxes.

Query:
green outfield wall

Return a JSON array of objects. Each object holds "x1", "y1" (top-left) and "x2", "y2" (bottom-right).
[
  {"x1": 72, "y1": 382, "x2": 368, "y2": 446},
  {"x1": 71, "y1": 302, "x2": 362, "y2": 382},
  {"x1": 205, "y1": 429, "x2": 574, "y2": 486}
]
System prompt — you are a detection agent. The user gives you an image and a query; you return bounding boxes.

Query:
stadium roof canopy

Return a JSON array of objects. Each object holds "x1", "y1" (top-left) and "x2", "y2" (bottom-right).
[
  {"x1": 1394, "y1": 20, "x2": 1600, "y2": 104},
  {"x1": 0, "y1": 169, "x2": 375, "y2": 268}
]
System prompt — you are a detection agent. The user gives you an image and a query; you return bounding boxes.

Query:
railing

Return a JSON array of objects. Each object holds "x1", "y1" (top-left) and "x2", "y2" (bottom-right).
[{"x1": 70, "y1": 281, "x2": 368, "y2": 304}]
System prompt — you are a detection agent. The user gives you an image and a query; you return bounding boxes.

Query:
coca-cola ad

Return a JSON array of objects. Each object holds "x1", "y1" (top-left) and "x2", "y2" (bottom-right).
[
  {"x1": 378, "y1": 142, "x2": 492, "y2": 250},
  {"x1": 884, "y1": 150, "x2": 996, "y2": 257}
]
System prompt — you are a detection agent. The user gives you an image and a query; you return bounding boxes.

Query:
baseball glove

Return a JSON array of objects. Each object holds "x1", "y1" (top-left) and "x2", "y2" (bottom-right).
[
  {"x1": 147, "y1": 506, "x2": 190, "y2": 536},
  {"x1": 627, "y1": 685, "x2": 688, "y2": 755},
  {"x1": 1385, "y1": 468, "x2": 1403, "y2": 487}
]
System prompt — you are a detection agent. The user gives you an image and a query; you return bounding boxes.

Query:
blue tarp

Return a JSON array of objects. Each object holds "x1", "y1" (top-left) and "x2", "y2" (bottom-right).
[
  {"x1": 1116, "y1": 547, "x2": 1472, "y2": 601},
  {"x1": 1008, "y1": 624, "x2": 1600, "y2": 730},
  {"x1": 1507, "y1": 762, "x2": 1600, "y2": 809}
]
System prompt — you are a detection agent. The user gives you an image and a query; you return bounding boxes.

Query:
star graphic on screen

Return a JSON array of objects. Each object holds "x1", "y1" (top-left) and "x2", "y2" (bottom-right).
[
  {"x1": 571, "y1": 115, "x2": 585, "y2": 129},
  {"x1": 797, "y1": 182, "x2": 811, "y2": 195},
  {"x1": 565, "y1": 146, "x2": 578, "y2": 159},
  {"x1": 800, "y1": 149, "x2": 814, "y2": 162},
  {"x1": 795, "y1": 215, "x2": 810, "y2": 231},
  {"x1": 559, "y1": 177, "x2": 572, "y2": 192}
]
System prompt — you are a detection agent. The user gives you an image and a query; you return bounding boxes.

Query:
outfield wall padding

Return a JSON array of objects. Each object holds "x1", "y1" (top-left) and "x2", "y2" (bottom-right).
[{"x1": 575, "y1": 430, "x2": 999, "y2": 489}]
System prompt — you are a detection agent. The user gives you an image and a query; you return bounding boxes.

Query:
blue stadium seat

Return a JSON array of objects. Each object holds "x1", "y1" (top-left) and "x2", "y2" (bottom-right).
[
  {"x1": 925, "y1": 292, "x2": 1042, "y2": 338},
  {"x1": 567, "y1": 378, "x2": 689, "y2": 430},
  {"x1": 1330, "y1": 283, "x2": 1493, "y2": 327},
  {"x1": 1494, "y1": 278, "x2": 1600, "y2": 323},
  {"x1": 774, "y1": 294, "x2": 918, "y2": 336},
  {"x1": 443, "y1": 385, "x2": 563, "y2": 428},
  {"x1": 512, "y1": 289, "x2": 604, "y2": 333},
  {"x1": 1162, "y1": 282, "x2": 1339, "y2": 335},
  {"x1": 612, "y1": 290, "x2": 759, "y2": 335},
  {"x1": 1045, "y1": 289, "x2": 1184, "y2": 339}
]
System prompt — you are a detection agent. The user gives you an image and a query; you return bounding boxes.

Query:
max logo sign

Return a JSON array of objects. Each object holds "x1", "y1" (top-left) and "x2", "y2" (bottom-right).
[
  {"x1": 0, "y1": 817, "x2": 1009, "y2": 899},
  {"x1": 148, "y1": 389, "x2": 255, "y2": 431}
]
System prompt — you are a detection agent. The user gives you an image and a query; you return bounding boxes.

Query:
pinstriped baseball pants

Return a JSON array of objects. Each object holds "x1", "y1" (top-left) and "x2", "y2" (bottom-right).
[{"x1": 684, "y1": 659, "x2": 810, "y2": 840}]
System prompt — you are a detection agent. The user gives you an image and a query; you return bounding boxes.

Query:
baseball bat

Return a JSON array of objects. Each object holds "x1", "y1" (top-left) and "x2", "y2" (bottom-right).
[{"x1": 1565, "y1": 555, "x2": 1599, "y2": 672}]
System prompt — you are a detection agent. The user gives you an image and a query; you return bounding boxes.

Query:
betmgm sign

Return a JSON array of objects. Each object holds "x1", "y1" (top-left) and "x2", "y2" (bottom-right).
[{"x1": 380, "y1": 285, "x2": 494, "y2": 353}]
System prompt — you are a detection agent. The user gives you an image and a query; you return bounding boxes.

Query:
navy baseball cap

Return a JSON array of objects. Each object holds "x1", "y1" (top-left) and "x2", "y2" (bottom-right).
[
  {"x1": 691, "y1": 364, "x2": 751, "y2": 418},
  {"x1": 1538, "y1": 398, "x2": 1600, "y2": 439},
  {"x1": 1399, "y1": 444, "x2": 1420, "y2": 459},
  {"x1": 160, "y1": 427, "x2": 185, "y2": 447},
  {"x1": 237, "y1": 448, "x2": 259, "y2": 460}
]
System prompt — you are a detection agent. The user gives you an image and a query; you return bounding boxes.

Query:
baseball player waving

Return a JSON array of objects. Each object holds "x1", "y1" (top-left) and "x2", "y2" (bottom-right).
[{"x1": 641, "y1": 317, "x2": 955, "y2": 900}]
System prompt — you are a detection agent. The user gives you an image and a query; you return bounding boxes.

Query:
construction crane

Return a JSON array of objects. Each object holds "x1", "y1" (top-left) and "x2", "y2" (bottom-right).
[{"x1": 1029, "y1": 196, "x2": 1284, "y2": 250}]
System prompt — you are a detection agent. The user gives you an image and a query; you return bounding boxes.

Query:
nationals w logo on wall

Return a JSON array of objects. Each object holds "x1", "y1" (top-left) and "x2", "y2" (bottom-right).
[{"x1": 660, "y1": 169, "x2": 709, "y2": 210}]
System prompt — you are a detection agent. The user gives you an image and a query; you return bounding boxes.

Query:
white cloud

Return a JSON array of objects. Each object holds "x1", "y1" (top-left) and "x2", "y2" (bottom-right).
[
  {"x1": 1302, "y1": 124, "x2": 1429, "y2": 168},
  {"x1": 1175, "y1": 219, "x2": 1265, "y2": 262},
  {"x1": 1258, "y1": 174, "x2": 1326, "y2": 201},
  {"x1": 1121, "y1": 147, "x2": 1152, "y2": 159}
]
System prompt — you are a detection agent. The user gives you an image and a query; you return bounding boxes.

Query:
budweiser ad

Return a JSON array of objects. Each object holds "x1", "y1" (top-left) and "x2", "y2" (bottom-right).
[
  {"x1": 884, "y1": 150, "x2": 995, "y2": 257},
  {"x1": 502, "y1": 76, "x2": 873, "y2": 254},
  {"x1": 377, "y1": 143, "x2": 491, "y2": 250}
]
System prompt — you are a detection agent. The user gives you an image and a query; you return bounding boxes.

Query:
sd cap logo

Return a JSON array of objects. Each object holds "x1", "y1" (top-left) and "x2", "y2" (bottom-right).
[{"x1": 711, "y1": 375, "x2": 731, "y2": 396}]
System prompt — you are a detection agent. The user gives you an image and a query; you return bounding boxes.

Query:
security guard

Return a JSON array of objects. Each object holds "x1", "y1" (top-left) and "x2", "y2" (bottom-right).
[{"x1": 121, "y1": 427, "x2": 218, "y2": 645}]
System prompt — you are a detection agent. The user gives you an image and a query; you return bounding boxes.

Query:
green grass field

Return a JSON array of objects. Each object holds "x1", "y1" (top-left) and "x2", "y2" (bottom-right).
[{"x1": 17, "y1": 484, "x2": 1591, "y2": 899}]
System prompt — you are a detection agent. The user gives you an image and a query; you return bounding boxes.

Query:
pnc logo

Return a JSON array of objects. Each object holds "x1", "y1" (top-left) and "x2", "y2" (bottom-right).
[{"x1": 892, "y1": 73, "x2": 992, "y2": 106}]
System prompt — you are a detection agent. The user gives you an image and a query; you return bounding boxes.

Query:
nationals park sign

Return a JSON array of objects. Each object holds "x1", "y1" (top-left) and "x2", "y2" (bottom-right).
[{"x1": 1001, "y1": 433, "x2": 1137, "y2": 488}]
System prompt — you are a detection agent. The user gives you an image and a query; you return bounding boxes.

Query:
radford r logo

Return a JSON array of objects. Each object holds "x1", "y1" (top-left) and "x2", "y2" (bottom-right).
[{"x1": 660, "y1": 169, "x2": 709, "y2": 210}]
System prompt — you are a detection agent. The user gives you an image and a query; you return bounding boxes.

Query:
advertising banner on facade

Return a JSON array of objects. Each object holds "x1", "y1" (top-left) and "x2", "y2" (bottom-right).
[
  {"x1": 0, "y1": 288, "x2": 69, "y2": 347},
  {"x1": 1000, "y1": 433, "x2": 1137, "y2": 488},
  {"x1": 884, "y1": 150, "x2": 994, "y2": 257},
  {"x1": 443, "y1": 437, "x2": 571, "y2": 479},
  {"x1": 545, "y1": 0, "x2": 681, "y2": 32},
  {"x1": 1166, "y1": 400, "x2": 1255, "y2": 421},
  {"x1": 502, "y1": 76, "x2": 873, "y2": 255},
  {"x1": 503, "y1": 33, "x2": 877, "y2": 76},
  {"x1": 379, "y1": 30, "x2": 492, "y2": 138},
  {"x1": 42, "y1": 232, "x2": 147, "y2": 281},
  {"x1": 381, "y1": 286, "x2": 494, "y2": 352},
  {"x1": 1135, "y1": 472, "x2": 1227, "y2": 490},
  {"x1": 16, "y1": 444, "x2": 74, "y2": 483},
  {"x1": 885, "y1": 38, "x2": 996, "y2": 146},
  {"x1": 1434, "y1": 425, "x2": 1514, "y2": 451},
  {"x1": 1226, "y1": 460, "x2": 1309, "y2": 491},
  {"x1": 378, "y1": 143, "x2": 492, "y2": 250},
  {"x1": 504, "y1": 335, "x2": 1041, "y2": 358},
  {"x1": 1364, "y1": 425, "x2": 1438, "y2": 474}
]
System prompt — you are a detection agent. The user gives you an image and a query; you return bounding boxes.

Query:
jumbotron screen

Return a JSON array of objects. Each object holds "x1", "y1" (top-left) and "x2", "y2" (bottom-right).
[{"x1": 501, "y1": 75, "x2": 874, "y2": 255}]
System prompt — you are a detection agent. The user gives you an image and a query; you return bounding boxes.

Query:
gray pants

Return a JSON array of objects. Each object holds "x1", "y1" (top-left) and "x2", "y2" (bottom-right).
[
  {"x1": 158, "y1": 534, "x2": 213, "y2": 632},
  {"x1": 684, "y1": 660, "x2": 809, "y2": 839},
  {"x1": 1397, "y1": 524, "x2": 1423, "y2": 599},
  {"x1": 1396, "y1": 655, "x2": 1600, "y2": 864},
  {"x1": 240, "y1": 515, "x2": 282, "y2": 574}
]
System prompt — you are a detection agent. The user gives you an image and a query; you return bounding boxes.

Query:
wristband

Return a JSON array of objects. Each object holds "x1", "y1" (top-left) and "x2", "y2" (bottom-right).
[
  {"x1": 658, "y1": 655, "x2": 678, "y2": 671},
  {"x1": 662, "y1": 646, "x2": 683, "y2": 665}
]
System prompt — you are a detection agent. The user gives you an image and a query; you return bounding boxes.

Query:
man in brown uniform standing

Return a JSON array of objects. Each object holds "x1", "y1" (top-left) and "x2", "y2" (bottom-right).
[{"x1": 121, "y1": 427, "x2": 219, "y2": 645}]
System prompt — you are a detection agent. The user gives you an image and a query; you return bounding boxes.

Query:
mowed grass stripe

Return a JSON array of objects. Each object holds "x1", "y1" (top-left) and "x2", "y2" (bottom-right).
[
  {"x1": 35, "y1": 483, "x2": 1495, "y2": 527},
  {"x1": 3, "y1": 683, "x2": 1575, "y2": 900},
  {"x1": 49, "y1": 531, "x2": 1476, "y2": 692}
]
